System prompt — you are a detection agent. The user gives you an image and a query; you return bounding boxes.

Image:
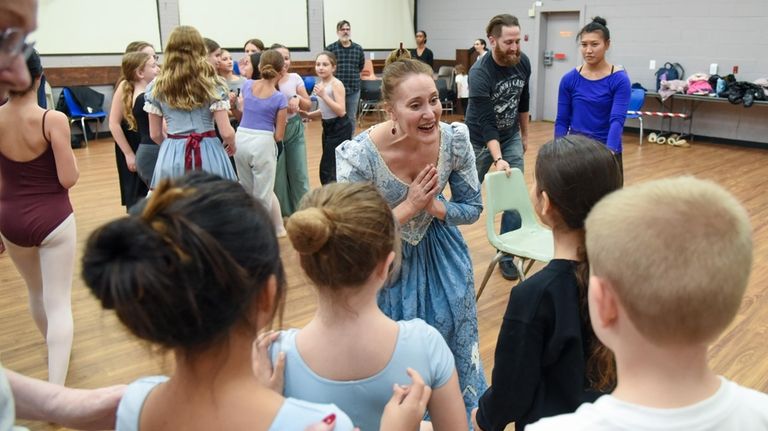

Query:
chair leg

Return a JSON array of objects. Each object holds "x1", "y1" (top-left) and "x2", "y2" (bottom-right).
[
  {"x1": 476, "y1": 251, "x2": 504, "y2": 302},
  {"x1": 522, "y1": 259, "x2": 535, "y2": 278},
  {"x1": 515, "y1": 258, "x2": 528, "y2": 283},
  {"x1": 94, "y1": 119, "x2": 100, "y2": 141},
  {"x1": 639, "y1": 117, "x2": 644, "y2": 146},
  {"x1": 80, "y1": 118, "x2": 89, "y2": 146}
]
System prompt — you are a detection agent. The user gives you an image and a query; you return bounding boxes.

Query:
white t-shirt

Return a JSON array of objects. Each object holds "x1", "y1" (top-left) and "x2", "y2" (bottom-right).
[
  {"x1": 455, "y1": 74, "x2": 469, "y2": 98},
  {"x1": 528, "y1": 377, "x2": 768, "y2": 431}
]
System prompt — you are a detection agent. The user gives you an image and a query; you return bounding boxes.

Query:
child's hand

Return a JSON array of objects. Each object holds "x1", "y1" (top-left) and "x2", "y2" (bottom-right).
[
  {"x1": 288, "y1": 96, "x2": 300, "y2": 114},
  {"x1": 380, "y1": 368, "x2": 432, "y2": 431},
  {"x1": 313, "y1": 81, "x2": 326, "y2": 98},
  {"x1": 251, "y1": 330, "x2": 285, "y2": 393}
]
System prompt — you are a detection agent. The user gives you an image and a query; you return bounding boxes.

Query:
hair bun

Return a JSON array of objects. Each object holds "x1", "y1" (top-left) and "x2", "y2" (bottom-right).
[
  {"x1": 82, "y1": 217, "x2": 163, "y2": 309},
  {"x1": 592, "y1": 16, "x2": 607, "y2": 26},
  {"x1": 286, "y1": 207, "x2": 332, "y2": 254}
]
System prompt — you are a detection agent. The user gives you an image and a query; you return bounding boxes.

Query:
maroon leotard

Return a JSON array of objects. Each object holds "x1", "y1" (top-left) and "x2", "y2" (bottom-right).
[{"x1": 0, "y1": 110, "x2": 73, "y2": 247}]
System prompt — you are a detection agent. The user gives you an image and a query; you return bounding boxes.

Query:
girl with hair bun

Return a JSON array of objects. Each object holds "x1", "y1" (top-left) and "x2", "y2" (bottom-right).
[
  {"x1": 473, "y1": 135, "x2": 622, "y2": 431},
  {"x1": 83, "y1": 172, "x2": 432, "y2": 430},
  {"x1": 233, "y1": 49, "x2": 288, "y2": 237},
  {"x1": 266, "y1": 182, "x2": 466, "y2": 431},
  {"x1": 0, "y1": 49, "x2": 78, "y2": 385},
  {"x1": 555, "y1": 16, "x2": 631, "y2": 173},
  {"x1": 81, "y1": 171, "x2": 353, "y2": 430}
]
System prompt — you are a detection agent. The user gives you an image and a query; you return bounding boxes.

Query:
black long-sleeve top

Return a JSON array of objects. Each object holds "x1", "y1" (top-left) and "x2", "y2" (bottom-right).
[
  {"x1": 465, "y1": 52, "x2": 530, "y2": 148},
  {"x1": 476, "y1": 259, "x2": 603, "y2": 431}
]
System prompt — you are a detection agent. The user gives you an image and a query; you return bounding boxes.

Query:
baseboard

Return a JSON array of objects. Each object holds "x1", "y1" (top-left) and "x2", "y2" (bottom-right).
[{"x1": 623, "y1": 126, "x2": 768, "y2": 150}]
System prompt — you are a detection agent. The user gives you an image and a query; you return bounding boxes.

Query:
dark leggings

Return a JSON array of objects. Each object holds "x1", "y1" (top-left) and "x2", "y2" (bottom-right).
[{"x1": 320, "y1": 116, "x2": 354, "y2": 184}]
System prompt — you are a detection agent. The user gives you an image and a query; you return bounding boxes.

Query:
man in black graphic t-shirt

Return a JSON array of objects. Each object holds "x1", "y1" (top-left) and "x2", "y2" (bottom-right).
[{"x1": 466, "y1": 14, "x2": 531, "y2": 281}]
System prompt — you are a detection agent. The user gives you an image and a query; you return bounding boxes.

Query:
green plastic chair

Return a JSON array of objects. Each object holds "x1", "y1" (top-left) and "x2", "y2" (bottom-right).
[{"x1": 476, "y1": 169, "x2": 554, "y2": 301}]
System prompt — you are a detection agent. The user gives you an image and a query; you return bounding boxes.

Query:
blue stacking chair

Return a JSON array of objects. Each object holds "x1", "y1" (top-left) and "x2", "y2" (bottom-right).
[
  {"x1": 302, "y1": 76, "x2": 316, "y2": 94},
  {"x1": 62, "y1": 88, "x2": 107, "y2": 146},
  {"x1": 626, "y1": 88, "x2": 646, "y2": 145}
]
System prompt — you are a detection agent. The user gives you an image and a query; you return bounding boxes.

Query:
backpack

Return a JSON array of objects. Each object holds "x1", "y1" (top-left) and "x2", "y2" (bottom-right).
[{"x1": 655, "y1": 62, "x2": 685, "y2": 91}]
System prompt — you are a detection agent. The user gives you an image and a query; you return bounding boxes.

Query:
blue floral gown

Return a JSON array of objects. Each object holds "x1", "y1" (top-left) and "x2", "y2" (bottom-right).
[
  {"x1": 336, "y1": 122, "x2": 487, "y2": 419},
  {"x1": 143, "y1": 81, "x2": 237, "y2": 187}
]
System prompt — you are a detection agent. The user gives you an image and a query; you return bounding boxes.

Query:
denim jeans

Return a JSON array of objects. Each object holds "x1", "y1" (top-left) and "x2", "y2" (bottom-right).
[
  {"x1": 472, "y1": 130, "x2": 524, "y2": 263},
  {"x1": 345, "y1": 89, "x2": 361, "y2": 123}
]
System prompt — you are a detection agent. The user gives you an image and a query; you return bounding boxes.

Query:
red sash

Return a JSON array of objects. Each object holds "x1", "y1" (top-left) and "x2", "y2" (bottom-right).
[{"x1": 167, "y1": 130, "x2": 217, "y2": 171}]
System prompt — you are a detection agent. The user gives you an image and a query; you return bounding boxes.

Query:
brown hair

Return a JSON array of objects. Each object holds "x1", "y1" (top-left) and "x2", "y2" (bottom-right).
[
  {"x1": 586, "y1": 176, "x2": 752, "y2": 346},
  {"x1": 244, "y1": 38, "x2": 265, "y2": 52},
  {"x1": 286, "y1": 182, "x2": 399, "y2": 291},
  {"x1": 258, "y1": 49, "x2": 285, "y2": 80},
  {"x1": 118, "y1": 52, "x2": 152, "y2": 131},
  {"x1": 486, "y1": 14, "x2": 520, "y2": 39},
  {"x1": 534, "y1": 135, "x2": 623, "y2": 390},
  {"x1": 151, "y1": 26, "x2": 226, "y2": 110},
  {"x1": 385, "y1": 47, "x2": 411, "y2": 67},
  {"x1": 336, "y1": 20, "x2": 351, "y2": 31},
  {"x1": 124, "y1": 41, "x2": 153, "y2": 54},
  {"x1": 380, "y1": 58, "x2": 434, "y2": 104},
  {"x1": 82, "y1": 172, "x2": 285, "y2": 354},
  {"x1": 454, "y1": 64, "x2": 466, "y2": 75},
  {"x1": 316, "y1": 51, "x2": 337, "y2": 67}
]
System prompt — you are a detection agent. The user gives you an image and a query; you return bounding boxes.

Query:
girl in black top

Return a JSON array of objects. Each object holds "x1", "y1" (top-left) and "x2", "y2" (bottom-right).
[{"x1": 473, "y1": 135, "x2": 623, "y2": 431}]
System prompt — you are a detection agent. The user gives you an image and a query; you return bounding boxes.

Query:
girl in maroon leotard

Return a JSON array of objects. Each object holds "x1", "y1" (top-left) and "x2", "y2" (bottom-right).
[{"x1": 0, "y1": 50, "x2": 78, "y2": 385}]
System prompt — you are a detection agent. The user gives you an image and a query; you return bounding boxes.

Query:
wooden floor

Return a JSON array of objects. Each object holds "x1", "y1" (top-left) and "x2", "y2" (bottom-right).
[{"x1": 2, "y1": 116, "x2": 768, "y2": 430}]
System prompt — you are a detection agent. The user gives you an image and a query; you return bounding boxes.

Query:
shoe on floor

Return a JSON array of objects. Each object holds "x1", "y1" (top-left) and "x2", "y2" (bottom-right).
[{"x1": 499, "y1": 259, "x2": 519, "y2": 281}]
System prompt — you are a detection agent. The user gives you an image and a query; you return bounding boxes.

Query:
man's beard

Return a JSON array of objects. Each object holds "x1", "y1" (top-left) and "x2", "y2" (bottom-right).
[{"x1": 494, "y1": 45, "x2": 521, "y2": 67}]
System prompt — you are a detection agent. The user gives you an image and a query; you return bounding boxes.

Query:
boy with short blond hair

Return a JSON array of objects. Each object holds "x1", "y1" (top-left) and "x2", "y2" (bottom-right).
[{"x1": 528, "y1": 176, "x2": 768, "y2": 430}]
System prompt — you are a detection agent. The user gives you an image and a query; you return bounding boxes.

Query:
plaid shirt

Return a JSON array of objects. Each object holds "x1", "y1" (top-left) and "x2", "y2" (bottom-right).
[{"x1": 326, "y1": 40, "x2": 365, "y2": 93}]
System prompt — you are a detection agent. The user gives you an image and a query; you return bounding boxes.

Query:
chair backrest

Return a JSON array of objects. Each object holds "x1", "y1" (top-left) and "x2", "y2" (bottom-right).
[
  {"x1": 435, "y1": 79, "x2": 450, "y2": 100},
  {"x1": 62, "y1": 88, "x2": 87, "y2": 117},
  {"x1": 628, "y1": 88, "x2": 646, "y2": 111},
  {"x1": 361, "y1": 79, "x2": 382, "y2": 101},
  {"x1": 484, "y1": 169, "x2": 542, "y2": 242},
  {"x1": 360, "y1": 59, "x2": 375, "y2": 80},
  {"x1": 437, "y1": 66, "x2": 456, "y2": 91},
  {"x1": 302, "y1": 76, "x2": 316, "y2": 94}
]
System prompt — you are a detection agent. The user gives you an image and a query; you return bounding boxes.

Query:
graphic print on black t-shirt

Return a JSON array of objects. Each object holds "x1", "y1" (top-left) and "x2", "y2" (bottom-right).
[{"x1": 492, "y1": 77, "x2": 526, "y2": 130}]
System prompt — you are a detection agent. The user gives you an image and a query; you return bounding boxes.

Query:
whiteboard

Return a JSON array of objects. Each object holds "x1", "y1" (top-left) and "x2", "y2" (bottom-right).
[
  {"x1": 178, "y1": 0, "x2": 309, "y2": 49},
  {"x1": 33, "y1": 0, "x2": 162, "y2": 55},
  {"x1": 323, "y1": 0, "x2": 415, "y2": 50}
]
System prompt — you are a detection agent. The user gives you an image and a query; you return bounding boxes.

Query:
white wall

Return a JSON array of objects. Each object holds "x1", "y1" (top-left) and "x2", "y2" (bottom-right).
[{"x1": 417, "y1": 0, "x2": 768, "y2": 144}]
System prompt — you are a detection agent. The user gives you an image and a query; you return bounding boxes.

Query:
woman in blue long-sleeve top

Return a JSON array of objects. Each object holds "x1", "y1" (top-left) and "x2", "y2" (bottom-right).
[{"x1": 555, "y1": 17, "x2": 631, "y2": 175}]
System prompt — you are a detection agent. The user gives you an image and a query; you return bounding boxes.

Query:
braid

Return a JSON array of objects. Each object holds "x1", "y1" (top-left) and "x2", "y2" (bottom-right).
[{"x1": 121, "y1": 80, "x2": 138, "y2": 131}]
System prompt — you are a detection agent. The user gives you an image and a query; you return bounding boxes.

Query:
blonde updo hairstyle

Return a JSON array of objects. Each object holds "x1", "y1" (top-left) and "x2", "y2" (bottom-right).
[
  {"x1": 286, "y1": 183, "x2": 400, "y2": 292},
  {"x1": 380, "y1": 58, "x2": 434, "y2": 107},
  {"x1": 258, "y1": 49, "x2": 285, "y2": 80}
]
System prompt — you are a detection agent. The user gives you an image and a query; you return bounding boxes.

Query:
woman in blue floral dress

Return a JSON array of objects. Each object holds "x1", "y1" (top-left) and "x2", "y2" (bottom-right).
[{"x1": 336, "y1": 59, "x2": 486, "y2": 421}]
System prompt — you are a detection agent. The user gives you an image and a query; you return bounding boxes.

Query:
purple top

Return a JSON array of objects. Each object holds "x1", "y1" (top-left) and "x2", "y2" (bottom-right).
[
  {"x1": 238, "y1": 80, "x2": 288, "y2": 131},
  {"x1": 554, "y1": 68, "x2": 631, "y2": 153}
]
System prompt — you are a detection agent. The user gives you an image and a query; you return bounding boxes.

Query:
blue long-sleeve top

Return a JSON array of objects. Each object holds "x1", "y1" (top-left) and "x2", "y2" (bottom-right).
[{"x1": 554, "y1": 68, "x2": 631, "y2": 153}]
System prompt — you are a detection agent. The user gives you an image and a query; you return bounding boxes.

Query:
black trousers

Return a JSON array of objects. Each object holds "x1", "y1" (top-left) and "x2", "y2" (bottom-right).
[{"x1": 320, "y1": 116, "x2": 354, "y2": 184}]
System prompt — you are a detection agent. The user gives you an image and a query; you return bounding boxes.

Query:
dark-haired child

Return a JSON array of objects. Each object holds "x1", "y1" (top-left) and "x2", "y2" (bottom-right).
[{"x1": 473, "y1": 135, "x2": 623, "y2": 431}]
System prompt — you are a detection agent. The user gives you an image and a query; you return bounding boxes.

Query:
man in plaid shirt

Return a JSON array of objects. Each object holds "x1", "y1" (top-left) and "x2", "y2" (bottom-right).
[{"x1": 326, "y1": 19, "x2": 365, "y2": 123}]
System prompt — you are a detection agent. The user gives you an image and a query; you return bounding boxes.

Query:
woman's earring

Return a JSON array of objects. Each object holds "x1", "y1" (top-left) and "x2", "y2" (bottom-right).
[{"x1": 391, "y1": 121, "x2": 397, "y2": 135}]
